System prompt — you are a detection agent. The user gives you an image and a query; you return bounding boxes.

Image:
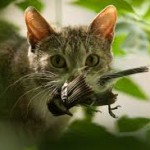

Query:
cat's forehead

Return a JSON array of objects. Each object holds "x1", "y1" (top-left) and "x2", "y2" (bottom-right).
[
  {"x1": 60, "y1": 26, "x2": 105, "y2": 48},
  {"x1": 61, "y1": 26, "x2": 88, "y2": 39},
  {"x1": 37, "y1": 26, "x2": 110, "y2": 54}
]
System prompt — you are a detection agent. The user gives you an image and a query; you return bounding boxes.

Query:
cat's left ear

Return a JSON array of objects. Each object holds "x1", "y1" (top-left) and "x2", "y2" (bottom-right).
[
  {"x1": 25, "y1": 6, "x2": 55, "y2": 48},
  {"x1": 89, "y1": 5, "x2": 117, "y2": 42}
]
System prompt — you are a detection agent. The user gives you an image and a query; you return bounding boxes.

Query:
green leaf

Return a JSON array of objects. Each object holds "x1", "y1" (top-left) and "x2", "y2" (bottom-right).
[
  {"x1": 117, "y1": 116, "x2": 150, "y2": 132},
  {"x1": 40, "y1": 120, "x2": 114, "y2": 150},
  {"x1": 0, "y1": 0, "x2": 16, "y2": 9},
  {"x1": 126, "y1": 0, "x2": 149, "y2": 15},
  {"x1": 0, "y1": 20, "x2": 19, "y2": 42},
  {"x1": 146, "y1": 128, "x2": 150, "y2": 143},
  {"x1": 112, "y1": 34, "x2": 126, "y2": 56},
  {"x1": 24, "y1": 146, "x2": 37, "y2": 150},
  {"x1": 122, "y1": 25, "x2": 149, "y2": 53},
  {"x1": 126, "y1": 0, "x2": 147, "y2": 7},
  {"x1": 73, "y1": 0, "x2": 135, "y2": 15},
  {"x1": 114, "y1": 77, "x2": 148, "y2": 100},
  {"x1": 143, "y1": 5, "x2": 150, "y2": 22},
  {"x1": 15, "y1": 0, "x2": 44, "y2": 11},
  {"x1": 39, "y1": 119, "x2": 150, "y2": 150}
]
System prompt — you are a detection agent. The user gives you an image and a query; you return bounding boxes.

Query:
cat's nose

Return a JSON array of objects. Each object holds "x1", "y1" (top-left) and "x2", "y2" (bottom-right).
[{"x1": 67, "y1": 67, "x2": 88, "y2": 82}]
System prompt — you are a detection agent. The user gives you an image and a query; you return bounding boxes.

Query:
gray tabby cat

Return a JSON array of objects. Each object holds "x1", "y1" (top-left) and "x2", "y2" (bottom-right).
[{"x1": 0, "y1": 5, "x2": 148, "y2": 135}]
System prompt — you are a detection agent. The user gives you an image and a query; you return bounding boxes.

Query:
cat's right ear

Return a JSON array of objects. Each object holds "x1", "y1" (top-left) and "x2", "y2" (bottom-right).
[
  {"x1": 25, "y1": 6, "x2": 55, "y2": 48},
  {"x1": 89, "y1": 5, "x2": 117, "y2": 43}
]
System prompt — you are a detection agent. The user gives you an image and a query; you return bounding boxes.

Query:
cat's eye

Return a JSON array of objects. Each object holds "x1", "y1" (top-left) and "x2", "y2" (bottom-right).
[
  {"x1": 51, "y1": 55, "x2": 66, "y2": 68},
  {"x1": 85, "y1": 54, "x2": 99, "y2": 67}
]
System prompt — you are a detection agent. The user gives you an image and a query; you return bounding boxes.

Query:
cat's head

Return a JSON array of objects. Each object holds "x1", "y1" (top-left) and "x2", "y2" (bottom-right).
[{"x1": 25, "y1": 5, "x2": 117, "y2": 116}]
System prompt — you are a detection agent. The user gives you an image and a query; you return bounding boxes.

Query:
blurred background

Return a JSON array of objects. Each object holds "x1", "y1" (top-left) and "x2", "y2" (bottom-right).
[{"x1": 0, "y1": 0, "x2": 150, "y2": 149}]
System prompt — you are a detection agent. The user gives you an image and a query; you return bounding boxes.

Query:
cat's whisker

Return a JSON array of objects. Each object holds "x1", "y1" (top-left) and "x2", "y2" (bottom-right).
[
  {"x1": 15, "y1": 73, "x2": 56, "y2": 86},
  {"x1": 25, "y1": 79, "x2": 57, "y2": 117},
  {"x1": 44, "y1": 82, "x2": 57, "y2": 89},
  {"x1": 50, "y1": 87, "x2": 57, "y2": 96},
  {"x1": 25, "y1": 88, "x2": 51, "y2": 117},
  {"x1": 46, "y1": 80, "x2": 58, "y2": 84},
  {"x1": 44, "y1": 86, "x2": 59, "y2": 116},
  {"x1": 10, "y1": 77, "x2": 56, "y2": 117},
  {"x1": 78, "y1": 66, "x2": 88, "y2": 72},
  {"x1": 41, "y1": 96, "x2": 48, "y2": 118},
  {"x1": 10, "y1": 85, "x2": 44, "y2": 117},
  {"x1": 43, "y1": 81, "x2": 58, "y2": 101},
  {"x1": 45, "y1": 89, "x2": 57, "y2": 109},
  {"x1": 41, "y1": 71, "x2": 57, "y2": 77},
  {"x1": 0, "y1": 73, "x2": 36, "y2": 97},
  {"x1": 2, "y1": 72, "x2": 56, "y2": 97},
  {"x1": 25, "y1": 88, "x2": 50, "y2": 117}
]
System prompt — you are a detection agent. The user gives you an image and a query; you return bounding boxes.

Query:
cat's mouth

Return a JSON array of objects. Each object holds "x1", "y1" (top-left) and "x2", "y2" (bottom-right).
[
  {"x1": 47, "y1": 74, "x2": 118, "y2": 117},
  {"x1": 47, "y1": 66, "x2": 149, "y2": 118},
  {"x1": 47, "y1": 75, "x2": 94, "y2": 116}
]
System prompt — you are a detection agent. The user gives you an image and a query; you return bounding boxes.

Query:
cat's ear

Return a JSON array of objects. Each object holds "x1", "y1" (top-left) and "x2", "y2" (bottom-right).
[
  {"x1": 25, "y1": 6, "x2": 55, "y2": 48},
  {"x1": 89, "y1": 5, "x2": 117, "y2": 42}
]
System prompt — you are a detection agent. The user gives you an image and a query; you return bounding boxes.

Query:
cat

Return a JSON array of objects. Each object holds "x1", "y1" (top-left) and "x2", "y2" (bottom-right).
[
  {"x1": 0, "y1": 5, "x2": 148, "y2": 138},
  {"x1": 23, "y1": 5, "x2": 118, "y2": 120}
]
